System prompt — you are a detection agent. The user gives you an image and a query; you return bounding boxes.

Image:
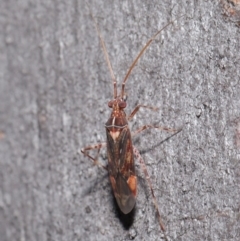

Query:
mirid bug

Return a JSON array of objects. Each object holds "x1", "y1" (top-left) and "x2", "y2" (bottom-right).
[{"x1": 82, "y1": 9, "x2": 183, "y2": 239}]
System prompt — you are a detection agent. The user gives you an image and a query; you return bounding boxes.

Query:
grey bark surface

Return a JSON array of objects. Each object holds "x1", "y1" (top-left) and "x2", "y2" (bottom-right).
[{"x1": 0, "y1": 0, "x2": 240, "y2": 241}]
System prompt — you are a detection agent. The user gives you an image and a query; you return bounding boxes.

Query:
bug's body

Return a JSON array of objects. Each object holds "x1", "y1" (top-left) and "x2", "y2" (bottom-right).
[
  {"x1": 81, "y1": 8, "x2": 184, "y2": 239},
  {"x1": 105, "y1": 98, "x2": 136, "y2": 214}
]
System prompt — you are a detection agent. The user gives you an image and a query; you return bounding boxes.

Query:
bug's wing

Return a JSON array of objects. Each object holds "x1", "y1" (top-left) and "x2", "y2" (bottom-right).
[{"x1": 107, "y1": 127, "x2": 137, "y2": 214}]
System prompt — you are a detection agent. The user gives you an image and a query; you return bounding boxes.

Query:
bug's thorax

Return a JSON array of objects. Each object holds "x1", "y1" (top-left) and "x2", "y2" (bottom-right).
[{"x1": 105, "y1": 97, "x2": 128, "y2": 142}]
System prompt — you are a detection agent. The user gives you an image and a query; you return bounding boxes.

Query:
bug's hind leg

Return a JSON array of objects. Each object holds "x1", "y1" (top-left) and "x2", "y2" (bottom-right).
[{"x1": 133, "y1": 146, "x2": 168, "y2": 241}]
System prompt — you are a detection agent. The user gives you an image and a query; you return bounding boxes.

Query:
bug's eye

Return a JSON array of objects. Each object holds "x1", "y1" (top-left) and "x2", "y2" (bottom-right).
[
  {"x1": 108, "y1": 101, "x2": 114, "y2": 108},
  {"x1": 119, "y1": 101, "x2": 126, "y2": 108}
]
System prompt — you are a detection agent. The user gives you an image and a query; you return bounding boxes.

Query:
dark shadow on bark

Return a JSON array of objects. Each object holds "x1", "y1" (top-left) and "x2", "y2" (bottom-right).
[{"x1": 112, "y1": 194, "x2": 136, "y2": 230}]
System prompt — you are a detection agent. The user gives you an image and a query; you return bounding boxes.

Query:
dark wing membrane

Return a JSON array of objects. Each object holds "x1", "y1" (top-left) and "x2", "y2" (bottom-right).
[{"x1": 114, "y1": 174, "x2": 136, "y2": 214}]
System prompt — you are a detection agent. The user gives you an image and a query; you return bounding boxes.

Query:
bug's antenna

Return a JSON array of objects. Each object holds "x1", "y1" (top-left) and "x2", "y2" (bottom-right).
[
  {"x1": 121, "y1": 14, "x2": 186, "y2": 99},
  {"x1": 87, "y1": 5, "x2": 117, "y2": 99}
]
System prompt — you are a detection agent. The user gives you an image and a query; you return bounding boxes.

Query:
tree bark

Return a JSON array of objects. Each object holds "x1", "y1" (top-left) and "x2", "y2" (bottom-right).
[{"x1": 1, "y1": 0, "x2": 239, "y2": 240}]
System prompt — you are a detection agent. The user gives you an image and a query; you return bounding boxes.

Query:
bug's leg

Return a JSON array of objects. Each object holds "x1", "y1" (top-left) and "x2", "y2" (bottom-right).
[
  {"x1": 127, "y1": 105, "x2": 159, "y2": 122},
  {"x1": 128, "y1": 105, "x2": 182, "y2": 136},
  {"x1": 133, "y1": 146, "x2": 168, "y2": 241},
  {"x1": 132, "y1": 124, "x2": 182, "y2": 137},
  {"x1": 81, "y1": 142, "x2": 107, "y2": 170}
]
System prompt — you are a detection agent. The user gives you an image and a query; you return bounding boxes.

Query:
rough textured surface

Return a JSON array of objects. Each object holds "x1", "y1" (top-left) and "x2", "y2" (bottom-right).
[{"x1": 1, "y1": 0, "x2": 240, "y2": 241}]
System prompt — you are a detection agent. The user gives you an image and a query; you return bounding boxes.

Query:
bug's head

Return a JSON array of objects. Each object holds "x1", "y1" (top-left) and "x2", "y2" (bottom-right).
[
  {"x1": 106, "y1": 96, "x2": 128, "y2": 127},
  {"x1": 108, "y1": 96, "x2": 127, "y2": 110}
]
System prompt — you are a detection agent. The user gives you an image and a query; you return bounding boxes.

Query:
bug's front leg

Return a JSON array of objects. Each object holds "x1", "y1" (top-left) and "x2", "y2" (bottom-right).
[
  {"x1": 81, "y1": 142, "x2": 107, "y2": 170},
  {"x1": 127, "y1": 104, "x2": 159, "y2": 122}
]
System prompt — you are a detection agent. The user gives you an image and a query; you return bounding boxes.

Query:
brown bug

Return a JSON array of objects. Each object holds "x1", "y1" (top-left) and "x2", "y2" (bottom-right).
[{"x1": 81, "y1": 9, "x2": 183, "y2": 239}]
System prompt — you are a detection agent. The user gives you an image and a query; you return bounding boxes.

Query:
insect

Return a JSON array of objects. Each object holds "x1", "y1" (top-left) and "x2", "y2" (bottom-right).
[{"x1": 81, "y1": 8, "x2": 183, "y2": 240}]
